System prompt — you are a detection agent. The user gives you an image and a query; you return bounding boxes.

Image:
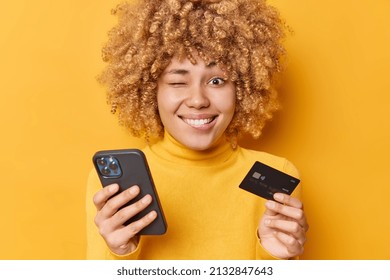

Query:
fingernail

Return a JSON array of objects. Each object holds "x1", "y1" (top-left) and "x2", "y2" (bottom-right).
[
  {"x1": 148, "y1": 211, "x2": 157, "y2": 218},
  {"x1": 266, "y1": 201, "x2": 275, "y2": 209},
  {"x1": 109, "y1": 184, "x2": 118, "y2": 193},
  {"x1": 129, "y1": 186, "x2": 139, "y2": 195},
  {"x1": 274, "y1": 193, "x2": 284, "y2": 201},
  {"x1": 141, "y1": 195, "x2": 151, "y2": 204}
]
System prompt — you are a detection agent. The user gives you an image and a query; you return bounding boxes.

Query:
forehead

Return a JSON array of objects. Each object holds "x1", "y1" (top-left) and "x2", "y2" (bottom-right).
[{"x1": 162, "y1": 54, "x2": 222, "y2": 75}]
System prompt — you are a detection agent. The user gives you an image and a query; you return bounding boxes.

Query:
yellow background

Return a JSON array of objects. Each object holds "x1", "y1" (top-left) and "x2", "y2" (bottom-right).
[{"x1": 1, "y1": 0, "x2": 389, "y2": 259}]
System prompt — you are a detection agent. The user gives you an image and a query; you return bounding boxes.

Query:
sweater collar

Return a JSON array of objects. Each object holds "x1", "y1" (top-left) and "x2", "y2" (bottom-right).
[{"x1": 149, "y1": 131, "x2": 235, "y2": 166}]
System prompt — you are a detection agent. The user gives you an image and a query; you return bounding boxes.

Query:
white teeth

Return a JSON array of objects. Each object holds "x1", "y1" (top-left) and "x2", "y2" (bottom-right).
[{"x1": 182, "y1": 118, "x2": 214, "y2": 127}]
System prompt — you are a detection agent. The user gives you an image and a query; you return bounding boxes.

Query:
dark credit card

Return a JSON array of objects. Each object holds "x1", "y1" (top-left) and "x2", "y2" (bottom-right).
[{"x1": 239, "y1": 161, "x2": 300, "y2": 200}]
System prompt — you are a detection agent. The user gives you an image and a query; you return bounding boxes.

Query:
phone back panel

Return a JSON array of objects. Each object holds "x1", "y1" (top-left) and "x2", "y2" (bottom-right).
[{"x1": 93, "y1": 149, "x2": 167, "y2": 235}]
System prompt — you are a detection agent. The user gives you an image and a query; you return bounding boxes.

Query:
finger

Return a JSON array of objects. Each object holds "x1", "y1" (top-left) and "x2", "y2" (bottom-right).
[
  {"x1": 273, "y1": 231, "x2": 304, "y2": 257},
  {"x1": 121, "y1": 210, "x2": 158, "y2": 237},
  {"x1": 265, "y1": 200, "x2": 305, "y2": 222},
  {"x1": 272, "y1": 194, "x2": 309, "y2": 230},
  {"x1": 263, "y1": 194, "x2": 303, "y2": 216},
  {"x1": 265, "y1": 219, "x2": 306, "y2": 244},
  {"x1": 93, "y1": 184, "x2": 119, "y2": 211},
  {"x1": 274, "y1": 193, "x2": 303, "y2": 209},
  {"x1": 263, "y1": 199, "x2": 279, "y2": 216},
  {"x1": 113, "y1": 194, "x2": 154, "y2": 226},
  {"x1": 103, "y1": 211, "x2": 157, "y2": 254},
  {"x1": 263, "y1": 207, "x2": 277, "y2": 216},
  {"x1": 99, "y1": 185, "x2": 140, "y2": 219}
]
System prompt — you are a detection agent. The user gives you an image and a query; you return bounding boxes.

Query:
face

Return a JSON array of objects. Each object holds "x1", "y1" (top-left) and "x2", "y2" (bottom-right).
[{"x1": 157, "y1": 55, "x2": 236, "y2": 151}]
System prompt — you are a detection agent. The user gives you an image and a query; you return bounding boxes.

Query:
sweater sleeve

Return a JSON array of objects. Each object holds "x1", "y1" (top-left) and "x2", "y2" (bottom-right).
[{"x1": 85, "y1": 169, "x2": 142, "y2": 260}]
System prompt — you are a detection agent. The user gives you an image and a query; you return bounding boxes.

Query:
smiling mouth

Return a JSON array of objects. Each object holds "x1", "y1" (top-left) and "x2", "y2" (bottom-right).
[{"x1": 180, "y1": 116, "x2": 217, "y2": 127}]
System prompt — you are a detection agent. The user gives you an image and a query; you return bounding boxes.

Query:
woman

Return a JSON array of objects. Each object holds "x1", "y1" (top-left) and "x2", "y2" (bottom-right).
[{"x1": 86, "y1": 0, "x2": 308, "y2": 260}]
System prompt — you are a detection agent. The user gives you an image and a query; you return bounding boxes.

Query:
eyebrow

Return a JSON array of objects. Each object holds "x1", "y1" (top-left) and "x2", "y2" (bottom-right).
[
  {"x1": 165, "y1": 69, "x2": 189, "y2": 75},
  {"x1": 206, "y1": 61, "x2": 217, "y2": 68},
  {"x1": 164, "y1": 61, "x2": 218, "y2": 75}
]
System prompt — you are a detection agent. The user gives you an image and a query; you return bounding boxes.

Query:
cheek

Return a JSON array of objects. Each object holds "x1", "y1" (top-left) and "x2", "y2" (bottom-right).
[
  {"x1": 157, "y1": 90, "x2": 179, "y2": 122},
  {"x1": 219, "y1": 90, "x2": 236, "y2": 117},
  {"x1": 156, "y1": 93, "x2": 168, "y2": 120}
]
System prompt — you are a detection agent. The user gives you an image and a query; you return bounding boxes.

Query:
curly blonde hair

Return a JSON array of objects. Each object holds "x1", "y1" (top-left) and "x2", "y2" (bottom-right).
[{"x1": 99, "y1": 0, "x2": 286, "y2": 144}]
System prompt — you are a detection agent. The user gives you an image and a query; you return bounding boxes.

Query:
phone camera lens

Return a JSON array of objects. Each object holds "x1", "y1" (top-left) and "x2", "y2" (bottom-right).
[
  {"x1": 101, "y1": 166, "x2": 111, "y2": 176},
  {"x1": 109, "y1": 161, "x2": 118, "y2": 170},
  {"x1": 97, "y1": 158, "x2": 106, "y2": 166}
]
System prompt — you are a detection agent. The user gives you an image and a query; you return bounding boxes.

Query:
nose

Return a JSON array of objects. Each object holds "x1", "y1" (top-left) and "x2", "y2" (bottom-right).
[{"x1": 184, "y1": 85, "x2": 210, "y2": 109}]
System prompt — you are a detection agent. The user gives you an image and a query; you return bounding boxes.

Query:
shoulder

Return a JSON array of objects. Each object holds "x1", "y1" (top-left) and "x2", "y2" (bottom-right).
[{"x1": 238, "y1": 147, "x2": 300, "y2": 179}]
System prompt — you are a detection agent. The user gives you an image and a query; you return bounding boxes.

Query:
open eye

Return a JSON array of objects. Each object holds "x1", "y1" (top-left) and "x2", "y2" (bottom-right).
[{"x1": 208, "y1": 77, "x2": 225, "y2": 86}]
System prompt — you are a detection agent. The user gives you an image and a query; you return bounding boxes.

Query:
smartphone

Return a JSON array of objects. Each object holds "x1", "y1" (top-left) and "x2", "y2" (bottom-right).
[{"x1": 92, "y1": 149, "x2": 167, "y2": 235}]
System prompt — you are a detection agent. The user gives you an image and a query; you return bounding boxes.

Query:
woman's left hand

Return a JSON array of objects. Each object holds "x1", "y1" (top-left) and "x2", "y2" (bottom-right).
[{"x1": 258, "y1": 193, "x2": 309, "y2": 259}]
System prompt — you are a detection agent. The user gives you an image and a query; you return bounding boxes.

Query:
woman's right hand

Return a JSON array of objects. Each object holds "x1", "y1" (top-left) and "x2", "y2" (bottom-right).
[{"x1": 93, "y1": 183, "x2": 157, "y2": 256}]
